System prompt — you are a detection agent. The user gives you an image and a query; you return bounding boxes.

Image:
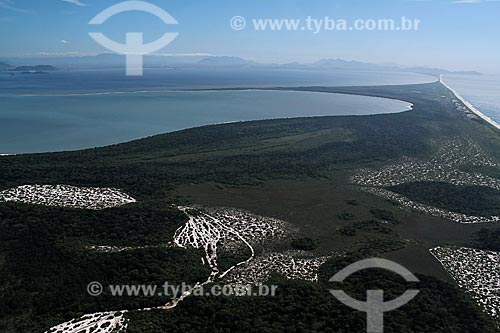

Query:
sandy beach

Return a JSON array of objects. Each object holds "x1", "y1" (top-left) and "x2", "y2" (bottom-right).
[{"x1": 440, "y1": 75, "x2": 500, "y2": 130}]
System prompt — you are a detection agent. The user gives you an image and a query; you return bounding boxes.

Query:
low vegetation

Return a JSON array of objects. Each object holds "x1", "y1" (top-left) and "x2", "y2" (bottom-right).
[
  {"x1": 290, "y1": 237, "x2": 320, "y2": 251},
  {"x1": 390, "y1": 181, "x2": 500, "y2": 216},
  {"x1": 474, "y1": 228, "x2": 500, "y2": 251}
]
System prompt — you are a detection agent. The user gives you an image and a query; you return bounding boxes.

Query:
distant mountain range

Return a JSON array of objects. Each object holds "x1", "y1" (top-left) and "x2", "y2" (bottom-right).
[
  {"x1": 280, "y1": 58, "x2": 481, "y2": 76},
  {"x1": 196, "y1": 56, "x2": 255, "y2": 67},
  {"x1": 0, "y1": 55, "x2": 481, "y2": 76},
  {"x1": 0, "y1": 63, "x2": 59, "y2": 75}
]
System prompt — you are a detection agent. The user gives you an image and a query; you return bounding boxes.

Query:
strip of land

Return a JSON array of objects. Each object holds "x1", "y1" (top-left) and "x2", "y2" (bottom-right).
[{"x1": 440, "y1": 75, "x2": 500, "y2": 130}]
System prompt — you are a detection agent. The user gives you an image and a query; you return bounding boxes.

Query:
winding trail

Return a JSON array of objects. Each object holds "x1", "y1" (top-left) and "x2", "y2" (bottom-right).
[{"x1": 163, "y1": 206, "x2": 256, "y2": 308}]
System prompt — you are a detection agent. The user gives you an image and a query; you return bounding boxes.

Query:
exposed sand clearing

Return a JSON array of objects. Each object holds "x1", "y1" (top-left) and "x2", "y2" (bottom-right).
[
  {"x1": 431, "y1": 246, "x2": 500, "y2": 323},
  {"x1": 352, "y1": 138, "x2": 500, "y2": 223},
  {"x1": 164, "y1": 205, "x2": 292, "y2": 308},
  {"x1": 46, "y1": 311, "x2": 128, "y2": 333},
  {"x1": 225, "y1": 250, "x2": 331, "y2": 285},
  {"x1": 0, "y1": 185, "x2": 136, "y2": 209}
]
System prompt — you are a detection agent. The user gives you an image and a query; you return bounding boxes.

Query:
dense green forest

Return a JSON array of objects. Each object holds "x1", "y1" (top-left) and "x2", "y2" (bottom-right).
[
  {"x1": 125, "y1": 255, "x2": 498, "y2": 333},
  {"x1": 390, "y1": 181, "x2": 500, "y2": 216},
  {"x1": 0, "y1": 202, "x2": 210, "y2": 332},
  {"x1": 474, "y1": 228, "x2": 500, "y2": 251}
]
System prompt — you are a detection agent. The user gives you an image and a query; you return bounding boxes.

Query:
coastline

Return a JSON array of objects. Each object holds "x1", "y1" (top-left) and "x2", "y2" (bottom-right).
[
  {"x1": 440, "y1": 75, "x2": 500, "y2": 130},
  {"x1": 0, "y1": 90, "x2": 412, "y2": 155},
  {"x1": 12, "y1": 87, "x2": 417, "y2": 99}
]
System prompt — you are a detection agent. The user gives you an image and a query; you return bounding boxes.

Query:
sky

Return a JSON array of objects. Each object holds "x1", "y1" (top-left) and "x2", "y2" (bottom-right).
[{"x1": 1, "y1": 0, "x2": 499, "y2": 73}]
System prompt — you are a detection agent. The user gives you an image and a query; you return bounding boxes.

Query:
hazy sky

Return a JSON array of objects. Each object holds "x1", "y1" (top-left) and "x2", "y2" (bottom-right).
[{"x1": 1, "y1": 0, "x2": 499, "y2": 73}]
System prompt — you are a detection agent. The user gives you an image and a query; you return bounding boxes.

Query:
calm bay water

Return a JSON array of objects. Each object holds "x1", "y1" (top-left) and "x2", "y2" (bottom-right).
[
  {"x1": 0, "y1": 68, "x2": 434, "y2": 94},
  {"x1": 0, "y1": 90, "x2": 412, "y2": 154},
  {"x1": 442, "y1": 74, "x2": 500, "y2": 125},
  {"x1": 0, "y1": 68, "x2": 427, "y2": 154}
]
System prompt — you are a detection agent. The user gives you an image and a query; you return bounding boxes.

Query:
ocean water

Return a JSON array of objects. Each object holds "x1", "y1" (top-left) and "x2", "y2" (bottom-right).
[
  {"x1": 0, "y1": 68, "x2": 428, "y2": 154},
  {"x1": 442, "y1": 74, "x2": 500, "y2": 125}
]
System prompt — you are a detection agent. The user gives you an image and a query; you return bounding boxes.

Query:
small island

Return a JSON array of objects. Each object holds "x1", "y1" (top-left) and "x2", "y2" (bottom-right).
[
  {"x1": 8, "y1": 65, "x2": 59, "y2": 74},
  {"x1": 12, "y1": 65, "x2": 58, "y2": 72}
]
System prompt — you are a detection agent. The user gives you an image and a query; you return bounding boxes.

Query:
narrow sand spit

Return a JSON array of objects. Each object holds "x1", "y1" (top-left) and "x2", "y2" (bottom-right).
[{"x1": 440, "y1": 75, "x2": 500, "y2": 130}]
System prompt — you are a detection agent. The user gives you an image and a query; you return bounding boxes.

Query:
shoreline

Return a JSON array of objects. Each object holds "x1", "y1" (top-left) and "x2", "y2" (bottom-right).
[
  {"x1": 12, "y1": 88, "x2": 416, "y2": 98},
  {"x1": 0, "y1": 90, "x2": 413, "y2": 155},
  {"x1": 440, "y1": 75, "x2": 500, "y2": 130}
]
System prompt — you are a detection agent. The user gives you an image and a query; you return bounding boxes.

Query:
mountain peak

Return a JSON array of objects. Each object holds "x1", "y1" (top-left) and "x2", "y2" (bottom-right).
[{"x1": 197, "y1": 56, "x2": 250, "y2": 67}]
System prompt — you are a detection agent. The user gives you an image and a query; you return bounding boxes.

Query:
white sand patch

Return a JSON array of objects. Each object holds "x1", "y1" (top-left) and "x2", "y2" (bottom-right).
[
  {"x1": 225, "y1": 251, "x2": 331, "y2": 285},
  {"x1": 352, "y1": 139, "x2": 500, "y2": 223},
  {"x1": 172, "y1": 205, "x2": 292, "y2": 281},
  {"x1": 46, "y1": 311, "x2": 128, "y2": 333},
  {"x1": 86, "y1": 244, "x2": 174, "y2": 253},
  {"x1": 0, "y1": 185, "x2": 136, "y2": 210},
  {"x1": 162, "y1": 205, "x2": 295, "y2": 309},
  {"x1": 430, "y1": 246, "x2": 500, "y2": 322},
  {"x1": 362, "y1": 187, "x2": 500, "y2": 224},
  {"x1": 352, "y1": 139, "x2": 499, "y2": 189},
  {"x1": 86, "y1": 245, "x2": 141, "y2": 253},
  {"x1": 176, "y1": 206, "x2": 291, "y2": 250}
]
